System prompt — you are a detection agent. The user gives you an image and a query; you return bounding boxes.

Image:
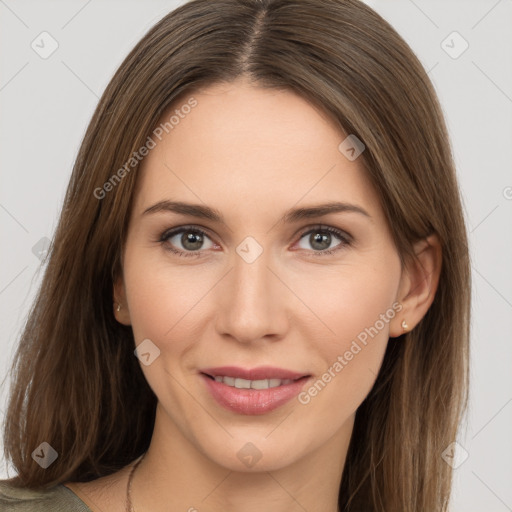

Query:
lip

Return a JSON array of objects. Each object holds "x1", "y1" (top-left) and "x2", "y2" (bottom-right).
[
  {"x1": 199, "y1": 366, "x2": 311, "y2": 416},
  {"x1": 200, "y1": 365, "x2": 308, "y2": 381}
]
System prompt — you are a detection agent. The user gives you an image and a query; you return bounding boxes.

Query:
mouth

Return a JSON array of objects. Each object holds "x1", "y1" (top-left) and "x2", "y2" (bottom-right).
[
  {"x1": 200, "y1": 372, "x2": 310, "y2": 389},
  {"x1": 199, "y1": 366, "x2": 312, "y2": 415}
]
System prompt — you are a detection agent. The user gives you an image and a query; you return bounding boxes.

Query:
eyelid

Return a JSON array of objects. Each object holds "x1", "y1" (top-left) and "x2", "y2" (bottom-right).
[
  {"x1": 159, "y1": 224, "x2": 216, "y2": 242},
  {"x1": 296, "y1": 224, "x2": 352, "y2": 243}
]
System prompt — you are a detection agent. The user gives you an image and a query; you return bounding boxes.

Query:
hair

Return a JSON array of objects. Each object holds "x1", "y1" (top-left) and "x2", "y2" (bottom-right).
[{"x1": 1, "y1": 0, "x2": 470, "y2": 510}]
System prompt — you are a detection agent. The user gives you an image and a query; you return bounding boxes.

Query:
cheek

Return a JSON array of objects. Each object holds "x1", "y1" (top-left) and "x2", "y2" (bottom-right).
[
  {"x1": 122, "y1": 244, "x2": 181, "y2": 344},
  {"x1": 122, "y1": 250, "x2": 206, "y2": 411},
  {"x1": 296, "y1": 260, "x2": 400, "y2": 423},
  {"x1": 122, "y1": 247, "x2": 218, "y2": 371},
  {"x1": 291, "y1": 253, "x2": 400, "y2": 344}
]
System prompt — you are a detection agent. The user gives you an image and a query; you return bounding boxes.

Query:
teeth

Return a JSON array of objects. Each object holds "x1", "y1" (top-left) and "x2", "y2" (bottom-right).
[
  {"x1": 223, "y1": 376, "x2": 235, "y2": 386},
  {"x1": 212, "y1": 376, "x2": 295, "y2": 389},
  {"x1": 235, "y1": 378, "x2": 251, "y2": 389}
]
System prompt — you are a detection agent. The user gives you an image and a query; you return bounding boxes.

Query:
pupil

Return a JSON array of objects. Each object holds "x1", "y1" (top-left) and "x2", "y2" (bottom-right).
[
  {"x1": 311, "y1": 232, "x2": 330, "y2": 250},
  {"x1": 182, "y1": 232, "x2": 203, "y2": 250}
]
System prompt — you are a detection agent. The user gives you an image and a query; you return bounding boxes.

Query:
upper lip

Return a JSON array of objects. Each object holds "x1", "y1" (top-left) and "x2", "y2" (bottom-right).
[{"x1": 200, "y1": 366, "x2": 310, "y2": 381}]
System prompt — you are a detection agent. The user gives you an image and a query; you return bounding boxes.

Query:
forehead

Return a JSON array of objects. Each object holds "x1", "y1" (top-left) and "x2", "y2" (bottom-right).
[{"x1": 133, "y1": 81, "x2": 383, "y2": 225}]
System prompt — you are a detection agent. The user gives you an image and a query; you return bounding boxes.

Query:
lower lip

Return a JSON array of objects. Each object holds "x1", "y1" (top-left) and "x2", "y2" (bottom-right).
[{"x1": 200, "y1": 374, "x2": 311, "y2": 415}]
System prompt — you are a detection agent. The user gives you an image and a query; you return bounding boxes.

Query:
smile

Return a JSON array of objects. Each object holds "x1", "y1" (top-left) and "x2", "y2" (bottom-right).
[{"x1": 199, "y1": 367, "x2": 311, "y2": 415}]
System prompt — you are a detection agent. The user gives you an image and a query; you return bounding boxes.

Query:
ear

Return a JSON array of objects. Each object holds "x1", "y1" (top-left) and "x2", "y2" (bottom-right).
[
  {"x1": 389, "y1": 233, "x2": 442, "y2": 338},
  {"x1": 113, "y1": 273, "x2": 132, "y2": 326}
]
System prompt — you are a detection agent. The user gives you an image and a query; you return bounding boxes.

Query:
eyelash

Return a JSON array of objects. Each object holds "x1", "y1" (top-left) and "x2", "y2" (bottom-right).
[{"x1": 159, "y1": 224, "x2": 352, "y2": 259}]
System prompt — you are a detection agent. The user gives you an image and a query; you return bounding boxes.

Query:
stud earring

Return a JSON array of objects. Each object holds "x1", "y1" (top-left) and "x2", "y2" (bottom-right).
[
  {"x1": 401, "y1": 319, "x2": 408, "y2": 332},
  {"x1": 116, "y1": 303, "x2": 121, "y2": 312}
]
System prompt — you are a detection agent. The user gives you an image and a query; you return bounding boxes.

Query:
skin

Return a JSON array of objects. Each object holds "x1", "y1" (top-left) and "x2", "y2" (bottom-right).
[{"x1": 65, "y1": 78, "x2": 441, "y2": 512}]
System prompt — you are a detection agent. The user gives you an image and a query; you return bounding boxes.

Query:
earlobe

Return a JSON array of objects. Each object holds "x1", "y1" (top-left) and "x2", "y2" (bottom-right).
[
  {"x1": 390, "y1": 234, "x2": 442, "y2": 338},
  {"x1": 113, "y1": 276, "x2": 132, "y2": 326}
]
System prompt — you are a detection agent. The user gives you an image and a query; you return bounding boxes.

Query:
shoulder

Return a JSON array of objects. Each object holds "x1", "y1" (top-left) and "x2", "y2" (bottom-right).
[{"x1": 0, "y1": 479, "x2": 92, "y2": 511}]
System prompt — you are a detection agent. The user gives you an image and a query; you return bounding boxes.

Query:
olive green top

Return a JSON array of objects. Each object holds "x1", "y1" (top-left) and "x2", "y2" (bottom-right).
[{"x1": 0, "y1": 479, "x2": 93, "y2": 511}]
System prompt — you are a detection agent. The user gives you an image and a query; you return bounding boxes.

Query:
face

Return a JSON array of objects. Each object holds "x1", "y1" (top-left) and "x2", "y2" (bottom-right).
[{"x1": 115, "y1": 78, "x2": 405, "y2": 472}]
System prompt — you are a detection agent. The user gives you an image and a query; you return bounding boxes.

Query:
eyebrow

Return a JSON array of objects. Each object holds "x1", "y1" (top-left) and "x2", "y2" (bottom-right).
[{"x1": 142, "y1": 200, "x2": 372, "y2": 224}]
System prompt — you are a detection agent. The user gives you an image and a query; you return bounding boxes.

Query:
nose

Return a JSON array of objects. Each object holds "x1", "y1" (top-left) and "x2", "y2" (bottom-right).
[{"x1": 214, "y1": 245, "x2": 290, "y2": 344}]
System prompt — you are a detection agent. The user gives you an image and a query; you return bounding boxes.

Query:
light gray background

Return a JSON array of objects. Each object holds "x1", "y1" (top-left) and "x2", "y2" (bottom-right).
[{"x1": 1, "y1": 1, "x2": 511, "y2": 510}]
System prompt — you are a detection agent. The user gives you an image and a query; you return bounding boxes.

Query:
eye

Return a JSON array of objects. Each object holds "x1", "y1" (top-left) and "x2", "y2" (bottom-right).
[
  {"x1": 159, "y1": 224, "x2": 352, "y2": 259},
  {"x1": 295, "y1": 225, "x2": 352, "y2": 256},
  {"x1": 160, "y1": 226, "x2": 215, "y2": 258}
]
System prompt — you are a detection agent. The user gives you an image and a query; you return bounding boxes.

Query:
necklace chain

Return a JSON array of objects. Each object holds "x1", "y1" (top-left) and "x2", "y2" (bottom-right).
[{"x1": 125, "y1": 453, "x2": 146, "y2": 512}]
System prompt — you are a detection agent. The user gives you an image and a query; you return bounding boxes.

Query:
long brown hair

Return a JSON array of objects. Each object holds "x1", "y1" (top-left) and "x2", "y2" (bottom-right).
[{"x1": 2, "y1": 1, "x2": 470, "y2": 510}]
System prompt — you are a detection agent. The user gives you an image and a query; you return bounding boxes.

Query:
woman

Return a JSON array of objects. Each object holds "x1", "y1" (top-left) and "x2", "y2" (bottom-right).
[{"x1": 0, "y1": 0, "x2": 470, "y2": 510}]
